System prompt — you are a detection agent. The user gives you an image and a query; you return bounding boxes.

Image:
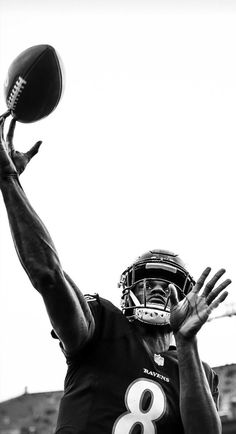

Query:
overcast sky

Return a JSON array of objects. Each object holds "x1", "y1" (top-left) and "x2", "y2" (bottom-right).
[{"x1": 0, "y1": 0, "x2": 235, "y2": 402}]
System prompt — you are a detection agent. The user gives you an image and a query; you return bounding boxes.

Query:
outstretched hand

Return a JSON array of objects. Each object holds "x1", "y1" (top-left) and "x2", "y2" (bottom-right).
[
  {"x1": 0, "y1": 112, "x2": 42, "y2": 180},
  {"x1": 169, "y1": 268, "x2": 231, "y2": 339}
]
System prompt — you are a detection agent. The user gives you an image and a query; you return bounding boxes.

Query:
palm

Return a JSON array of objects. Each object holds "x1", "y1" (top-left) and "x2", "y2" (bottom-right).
[
  {"x1": 169, "y1": 268, "x2": 231, "y2": 338},
  {"x1": 0, "y1": 113, "x2": 41, "y2": 177},
  {"x1": 10, "y1": 149, "x2": 35, "y2": 175},
  {"x1": 170, "y1": 292, "x2": 209, "y2": 337}
]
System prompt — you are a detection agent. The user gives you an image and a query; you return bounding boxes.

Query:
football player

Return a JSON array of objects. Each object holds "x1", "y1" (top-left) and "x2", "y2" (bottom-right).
[{"x1": 0, "y1": 114, "x2": 231, "y2": 434}]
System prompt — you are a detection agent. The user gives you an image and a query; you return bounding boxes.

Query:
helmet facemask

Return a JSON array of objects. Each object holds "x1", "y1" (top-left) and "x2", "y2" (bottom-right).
[{"x1": 119, "y1": 251, "x2": 195, "y2": 326}]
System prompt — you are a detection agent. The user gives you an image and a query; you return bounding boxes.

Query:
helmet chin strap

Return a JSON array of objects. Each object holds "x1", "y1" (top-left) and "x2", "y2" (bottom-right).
[{"x1": 129, "y1": 290, "x2": 170, "y2": 326}]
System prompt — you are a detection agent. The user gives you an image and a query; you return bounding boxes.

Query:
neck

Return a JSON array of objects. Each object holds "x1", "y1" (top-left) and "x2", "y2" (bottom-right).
[{"x1": 134, "y1": 321, "x2": 173, "y2": 354}]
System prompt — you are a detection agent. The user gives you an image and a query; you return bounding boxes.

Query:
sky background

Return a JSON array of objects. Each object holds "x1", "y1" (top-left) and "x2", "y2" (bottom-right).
[{"x1": 0, "y1": 0, "x2": 235, "y2": 402}]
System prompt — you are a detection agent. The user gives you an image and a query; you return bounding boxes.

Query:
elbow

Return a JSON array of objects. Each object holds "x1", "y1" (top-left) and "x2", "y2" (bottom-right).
[{"x1": 29, "y1": 263, "x2": 63, "y2": 294}]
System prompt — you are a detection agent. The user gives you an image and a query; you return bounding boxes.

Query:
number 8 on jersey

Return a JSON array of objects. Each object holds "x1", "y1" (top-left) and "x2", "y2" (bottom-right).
[{"x1": 113, "y1": 378, "x2": 166, "y2": 434}]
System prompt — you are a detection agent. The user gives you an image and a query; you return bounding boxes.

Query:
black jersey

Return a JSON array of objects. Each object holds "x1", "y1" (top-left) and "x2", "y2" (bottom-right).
[{"x1": 54, "y1": 295, "x2": 219, "y2": 434}]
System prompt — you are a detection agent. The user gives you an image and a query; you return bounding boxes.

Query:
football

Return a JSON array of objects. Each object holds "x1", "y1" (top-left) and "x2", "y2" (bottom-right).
[{"x1": 4, "y1": 44, "x2": 64, "y2": 123}]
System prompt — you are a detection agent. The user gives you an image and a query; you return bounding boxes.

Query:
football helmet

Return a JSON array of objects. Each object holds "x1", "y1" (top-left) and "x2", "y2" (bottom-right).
[{"x1": 119, "y1": 249, "x2": 195, "y2": 326}]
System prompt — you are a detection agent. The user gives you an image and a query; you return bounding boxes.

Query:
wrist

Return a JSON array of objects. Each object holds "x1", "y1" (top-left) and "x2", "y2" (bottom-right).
[
  {"x1": 0, "y1": 174, "x2": 21, "y2": 191},
  {"x1": 174, "y1": 331, "x2": 197, "y2": 347}
]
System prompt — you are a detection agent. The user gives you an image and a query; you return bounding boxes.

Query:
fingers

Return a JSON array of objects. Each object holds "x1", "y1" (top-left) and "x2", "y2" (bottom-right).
[
  {"x1": 0, "y1": 111, "x2": 12, "y2": 141},
  {"x1": 6, "y1": 118, "x2": 17, "y2": 152},
  {"x1": 202, "y1": 268, "x2": 226, "y2": 298},
  {"x1": 168, "y1": 284, "x2": 179, "y2": 307},
  {"x1": 0, "y1": 115, "x2": 6, "y2": 142},
  {"x1": 206, "y1": 278, "x2": 232, "y2": 304},
  {"x1": 25, "y1": 141, "x2": 42, "y2": 161},
  {"x1": 207, "y1": 291, "x2": 229, "y2": 314},
  {"x1": 0, "y1": 110, "x2": 11, "y2": 122},
  {"x1": 193, "y1": 267, "x2": 211, "y2": 293}
]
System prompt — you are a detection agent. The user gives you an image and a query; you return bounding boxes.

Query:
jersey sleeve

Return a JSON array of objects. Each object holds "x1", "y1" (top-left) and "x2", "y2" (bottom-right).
[
  {"x1": 50, "y1": 293, "x2": 101, "y2": 354},
  {"x1": 51, "y1": 293, "x2": 124, "y2": 361}
]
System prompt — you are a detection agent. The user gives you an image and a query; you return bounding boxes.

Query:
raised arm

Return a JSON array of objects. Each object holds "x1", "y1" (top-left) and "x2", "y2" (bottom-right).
[
  {"x1": 169, "y1": 267, "x2": 231, "y2": 434},
  {"x1": 0, "y1": 115, "x2": 95, "y2": 353}
]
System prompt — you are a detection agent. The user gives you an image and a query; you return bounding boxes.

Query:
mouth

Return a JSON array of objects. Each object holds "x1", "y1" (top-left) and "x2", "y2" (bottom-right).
[
  {"x1": 147, "y1": 295, "x2": 167, "y2": 305},
  {"x1": 146, "y1": 300, "x2": 170, "y2": 313}
]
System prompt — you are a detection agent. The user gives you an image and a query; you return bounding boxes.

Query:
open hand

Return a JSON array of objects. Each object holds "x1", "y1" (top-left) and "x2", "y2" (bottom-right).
[
  {"x1": 169, "y1": 267, "x2": 231, "y2": 338},
  {"x1": 0, "y1": 112, "x2": 42, "y2": 180}
]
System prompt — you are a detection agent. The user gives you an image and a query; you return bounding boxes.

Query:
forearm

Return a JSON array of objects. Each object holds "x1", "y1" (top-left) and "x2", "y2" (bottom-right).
[
  {"x1": 175, "y1": 333, "x2": 221, "y2": 434},
  {"x1": 0, "y1": 176, "x2": 61, "y2": 290}
]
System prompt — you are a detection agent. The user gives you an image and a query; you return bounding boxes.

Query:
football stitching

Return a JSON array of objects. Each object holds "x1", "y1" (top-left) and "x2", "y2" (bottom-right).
[{"x1": 7, "y1": 76, "x2": 27, "y2": 110}]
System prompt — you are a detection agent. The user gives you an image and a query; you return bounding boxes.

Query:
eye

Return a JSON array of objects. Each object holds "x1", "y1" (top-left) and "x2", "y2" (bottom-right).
[
  {"x1": 134, "y1": 281, "x2": 143, "y2": 292},
  {"x1": 164, "y1": 285, "x2": 170, "y2": 294}
]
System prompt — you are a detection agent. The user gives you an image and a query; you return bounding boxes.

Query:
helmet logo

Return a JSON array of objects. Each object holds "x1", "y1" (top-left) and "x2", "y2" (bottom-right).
[{"x1": 154, "y1": 354, "x2": 165, "y2": 366}]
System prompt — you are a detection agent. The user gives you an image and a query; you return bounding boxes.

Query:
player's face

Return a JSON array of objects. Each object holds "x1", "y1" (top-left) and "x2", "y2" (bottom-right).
[{"x1": 133, "y1": 279, "x2": 171, "y2": 306}]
